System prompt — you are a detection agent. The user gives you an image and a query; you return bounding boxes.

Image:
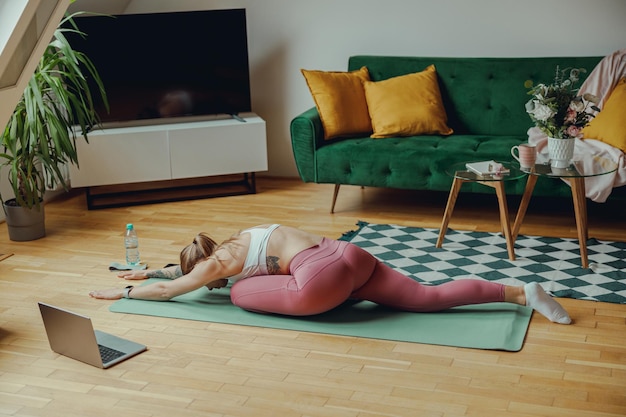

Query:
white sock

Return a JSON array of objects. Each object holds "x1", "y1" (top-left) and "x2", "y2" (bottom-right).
[{"x1": 524, "y1": 282, "x2": 572, "y2": 324}]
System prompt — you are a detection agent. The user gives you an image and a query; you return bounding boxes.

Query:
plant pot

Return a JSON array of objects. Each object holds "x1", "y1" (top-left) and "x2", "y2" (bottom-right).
[
  {"x1": 3, "y1": 200, "x2": 46, "y2": 241},
  {"x1": 547, "y1": 137, "x2": 575, "y2": 168}
]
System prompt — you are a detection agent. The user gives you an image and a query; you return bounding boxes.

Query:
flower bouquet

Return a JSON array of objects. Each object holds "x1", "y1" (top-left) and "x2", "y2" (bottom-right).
[
  {"x1": 525, "y1": 66, "x2": 599, "y2": 139},
  {"x1": 524, "y1": 66, "x2": 600, "y2": 167}
]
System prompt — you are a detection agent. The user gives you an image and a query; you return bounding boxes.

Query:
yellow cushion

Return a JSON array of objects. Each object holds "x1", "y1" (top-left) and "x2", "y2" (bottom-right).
[
  {"x1": 363, "y1": 65, "x2": 453, "y2": 138},
  {"x1": 301, "y1": 67, "x2": 372, "y2": 140},
  {"x1": 583, "y1": 77, "x2": 626, "y2": 152}
]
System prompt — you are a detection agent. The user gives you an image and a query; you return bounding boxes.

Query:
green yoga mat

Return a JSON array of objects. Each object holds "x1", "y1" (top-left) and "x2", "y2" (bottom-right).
[{"x1": 110, "y1": 279, "x2": 532, "y2": 351}]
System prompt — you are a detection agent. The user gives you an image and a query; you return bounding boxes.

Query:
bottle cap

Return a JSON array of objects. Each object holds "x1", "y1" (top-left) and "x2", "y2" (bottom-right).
[{"x1": 126, "y1": 223, "x2": 133, "y2": 229}]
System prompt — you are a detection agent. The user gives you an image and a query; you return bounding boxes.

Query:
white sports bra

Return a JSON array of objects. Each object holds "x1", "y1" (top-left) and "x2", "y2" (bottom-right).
[{"x1": 227, "y1": 224, "x2": 281, "y2": 282}]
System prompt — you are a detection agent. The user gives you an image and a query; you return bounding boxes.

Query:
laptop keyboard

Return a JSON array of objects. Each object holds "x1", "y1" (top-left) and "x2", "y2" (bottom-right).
[{"x1": 98, "y1": 344, "x2": 126, "y2": 363}]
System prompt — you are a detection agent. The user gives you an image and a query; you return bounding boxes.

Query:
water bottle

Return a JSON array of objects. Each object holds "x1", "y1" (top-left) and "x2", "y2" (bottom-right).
[{"x1": 124, "y1": 223, "x2": 140, "y2": 265}]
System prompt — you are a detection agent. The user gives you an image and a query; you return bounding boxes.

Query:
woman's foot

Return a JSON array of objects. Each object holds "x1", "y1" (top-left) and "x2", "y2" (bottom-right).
[{"x1": 524, "y1": 282, "x2": 572, "y2": 324}]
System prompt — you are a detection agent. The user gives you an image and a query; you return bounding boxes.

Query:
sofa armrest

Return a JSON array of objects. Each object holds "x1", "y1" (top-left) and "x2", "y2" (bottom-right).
[{"x1": 290, "y1": 107, "x2": 325, "y2": 182}]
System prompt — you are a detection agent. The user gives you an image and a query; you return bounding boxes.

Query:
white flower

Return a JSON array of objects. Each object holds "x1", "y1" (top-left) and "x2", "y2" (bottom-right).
[
  {"x1": 527, "y1": 100, "x2": 555, "y2": 122},
  {"x1": 569, "y1": 99, "x2": 585, "y2": 112}
]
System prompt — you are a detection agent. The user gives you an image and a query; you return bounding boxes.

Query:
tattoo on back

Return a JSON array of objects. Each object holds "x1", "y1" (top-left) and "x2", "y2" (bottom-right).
[{"x1": 266, "y1": 256, "x2": 280, "y2": 274}]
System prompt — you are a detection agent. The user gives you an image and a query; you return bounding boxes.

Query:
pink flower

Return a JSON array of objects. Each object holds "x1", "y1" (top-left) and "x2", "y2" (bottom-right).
[
  {"x1": 566, "y1": 125, "x2": 582, "y2": 138},
  {"x1": 565, "y1": 107, "x2": 577, "y2": 123}
]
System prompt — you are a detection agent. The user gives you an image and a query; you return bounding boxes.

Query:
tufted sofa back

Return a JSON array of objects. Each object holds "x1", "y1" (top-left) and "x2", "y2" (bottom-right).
[{"x1": 348, "y1": 55, "x2": 602, "y2": 137}]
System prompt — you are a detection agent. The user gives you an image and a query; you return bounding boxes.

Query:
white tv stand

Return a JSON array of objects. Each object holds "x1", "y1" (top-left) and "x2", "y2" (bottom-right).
[{"x1": 69, "y1": 113, "x2": 267, "y2": 209}]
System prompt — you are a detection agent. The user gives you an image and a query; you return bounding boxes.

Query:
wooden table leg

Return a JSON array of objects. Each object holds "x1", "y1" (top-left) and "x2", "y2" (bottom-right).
[
  {"x1": 494, "y1": 181, "x2": 516, "y2": 260},
  {"x1": 330, "y1": 184, "x2": 340, "y2": 214},
  {"x1": 436, "y1": 178, "x2": 464, "y2": 248},
  {"x1": 569, "y1": 177, "x2": 589, "y2": 268},
  {"x1": 512, "y1": 174, "x2": 538, "y2": 241}
]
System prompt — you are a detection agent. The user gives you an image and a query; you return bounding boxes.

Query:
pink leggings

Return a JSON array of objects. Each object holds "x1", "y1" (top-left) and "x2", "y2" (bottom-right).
[{"x1": 230, "y1": 238, "x2": 506, "y2": 316}]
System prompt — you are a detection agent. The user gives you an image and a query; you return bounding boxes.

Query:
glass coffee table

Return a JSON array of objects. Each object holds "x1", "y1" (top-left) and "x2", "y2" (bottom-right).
[
  {"x1": 436, "y1": 161, "x2": 526, "y2": 260},
  {"x1": 512, "y1": 155, "x2": 618, "y2": 268}
]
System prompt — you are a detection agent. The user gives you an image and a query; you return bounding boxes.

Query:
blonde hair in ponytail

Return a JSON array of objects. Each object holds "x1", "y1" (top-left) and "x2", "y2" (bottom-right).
[{"x1": 179, "y1": 232, "x2": 218, "y2": 274}]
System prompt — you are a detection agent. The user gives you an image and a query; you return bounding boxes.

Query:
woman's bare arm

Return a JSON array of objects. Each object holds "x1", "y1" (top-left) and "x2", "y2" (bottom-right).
[
  {"x1": 147, "y1": 265, "x2": 183, "y2": 279},
  {"x1": 91, "y1": 256, "x2": 235, "y2": 301},
  {"x1": 117, "y1": 265, "x2": 182, "y2": 280}
]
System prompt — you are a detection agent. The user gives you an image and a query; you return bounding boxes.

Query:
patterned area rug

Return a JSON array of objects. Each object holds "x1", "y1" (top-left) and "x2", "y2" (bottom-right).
[{"x1": 340, "y1": 222, "x2": 626, "y2": 304}]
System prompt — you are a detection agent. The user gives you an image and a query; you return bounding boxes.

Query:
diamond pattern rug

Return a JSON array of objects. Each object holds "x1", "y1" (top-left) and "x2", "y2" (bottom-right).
[{"x1": 339, "y1": 222, "x2": 626, "y2": 304}]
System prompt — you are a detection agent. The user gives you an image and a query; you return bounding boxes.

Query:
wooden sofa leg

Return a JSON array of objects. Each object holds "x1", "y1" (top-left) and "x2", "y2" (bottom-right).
[{"x1": 331, "y1": 184, "x2": 340, "y2": 213}]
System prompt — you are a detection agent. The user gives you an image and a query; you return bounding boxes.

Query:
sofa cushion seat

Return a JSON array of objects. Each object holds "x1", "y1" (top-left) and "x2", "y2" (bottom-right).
[{"x1": 314, "y1": 134, "x2": 577, "y2": 199}]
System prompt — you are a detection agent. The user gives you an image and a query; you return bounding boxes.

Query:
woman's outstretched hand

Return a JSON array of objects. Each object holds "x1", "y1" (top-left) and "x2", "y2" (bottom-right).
[
  {"x1": 118, "y1": 270, "x2": 149, "y2": 280},
  {"x1": 89, "y1": 288, "x2": 124, "y2": 300}
]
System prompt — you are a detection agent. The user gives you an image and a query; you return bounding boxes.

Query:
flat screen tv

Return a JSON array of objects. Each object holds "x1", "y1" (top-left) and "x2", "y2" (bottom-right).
[{"x1": 66, "y1": 9, "x2": 252, "y2": 128}]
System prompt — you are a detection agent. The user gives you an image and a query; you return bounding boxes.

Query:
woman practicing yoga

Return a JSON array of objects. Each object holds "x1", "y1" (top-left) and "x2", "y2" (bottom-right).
[{"x1": 89, "y1": 224, "x2": 572, "y2": 324}]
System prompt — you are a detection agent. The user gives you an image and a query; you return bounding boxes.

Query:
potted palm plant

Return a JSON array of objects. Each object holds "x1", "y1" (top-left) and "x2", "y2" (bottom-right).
[{"x1": 1, "y1": 12, "x2": 108, "y2": 241}]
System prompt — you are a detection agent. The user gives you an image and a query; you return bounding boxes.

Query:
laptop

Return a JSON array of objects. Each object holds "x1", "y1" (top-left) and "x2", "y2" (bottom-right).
[{"x1": 38, "y1": 302, "x2": 147, "y2": 369}]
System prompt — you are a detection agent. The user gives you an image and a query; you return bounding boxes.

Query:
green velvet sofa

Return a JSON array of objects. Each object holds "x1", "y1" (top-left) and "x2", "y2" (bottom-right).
[{"x1": 290, "y1": 55, "x2": 626, "y2": 212}]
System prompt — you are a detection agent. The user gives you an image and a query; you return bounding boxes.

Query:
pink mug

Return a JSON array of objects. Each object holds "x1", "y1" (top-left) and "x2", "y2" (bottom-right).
[{"x1": 511, "y1": 144, "x2": 537, "y2": 169}]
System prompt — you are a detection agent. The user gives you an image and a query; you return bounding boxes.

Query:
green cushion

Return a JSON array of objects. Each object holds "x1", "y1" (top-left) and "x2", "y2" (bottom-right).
[{"x1": 315, "y1": 135, "x2": 527, "y2": 196}]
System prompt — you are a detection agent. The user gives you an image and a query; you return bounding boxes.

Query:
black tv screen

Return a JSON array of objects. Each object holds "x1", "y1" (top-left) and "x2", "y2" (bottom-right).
[{"x1": 66, "y1": 9, "x2": 252, "y2": 127}]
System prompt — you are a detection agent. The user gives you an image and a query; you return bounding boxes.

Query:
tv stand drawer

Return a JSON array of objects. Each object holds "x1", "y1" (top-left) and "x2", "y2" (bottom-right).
[{"x1": 69, "y1": 114, "x2": 267, "y2": 192}]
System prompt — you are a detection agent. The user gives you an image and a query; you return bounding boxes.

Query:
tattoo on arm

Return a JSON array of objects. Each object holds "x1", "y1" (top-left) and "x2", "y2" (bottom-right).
[
  {"x1": 147, "y1": 265, "x2": 183, "y2": 279},
  {"x1": 266, "y1": 256, "x2": 281, "y2": 274}
]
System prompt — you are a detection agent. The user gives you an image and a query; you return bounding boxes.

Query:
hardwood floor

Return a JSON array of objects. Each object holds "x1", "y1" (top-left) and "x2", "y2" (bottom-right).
[{"x1": 1, "y1": 177, "x2": 625, "y2": 417}]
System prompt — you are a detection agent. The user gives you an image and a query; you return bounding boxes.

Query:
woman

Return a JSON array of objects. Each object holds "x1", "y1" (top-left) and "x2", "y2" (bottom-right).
[{"x1": 89, "y1": 224, "x2": 572, "y2": 324}]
